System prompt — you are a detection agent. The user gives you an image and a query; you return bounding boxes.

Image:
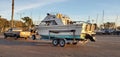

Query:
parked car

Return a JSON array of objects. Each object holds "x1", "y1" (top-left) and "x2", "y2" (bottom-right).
[
  {"x1": 113, "y1": 30, "x2": 120, "y2": 35},
  {"x1": 4, "y1": 28, "x2": 31, "y2": 40}
]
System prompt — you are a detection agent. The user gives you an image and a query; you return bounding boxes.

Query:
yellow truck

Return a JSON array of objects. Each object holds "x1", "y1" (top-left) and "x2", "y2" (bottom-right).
[{"x1": 4, "y1": 28, "x2": 31, "y2": 40}]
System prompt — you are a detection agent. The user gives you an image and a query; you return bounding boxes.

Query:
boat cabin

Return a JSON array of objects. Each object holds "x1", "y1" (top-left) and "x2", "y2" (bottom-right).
[{"x1": 40, "y1": 13, "x2": 72, "y2": 26}]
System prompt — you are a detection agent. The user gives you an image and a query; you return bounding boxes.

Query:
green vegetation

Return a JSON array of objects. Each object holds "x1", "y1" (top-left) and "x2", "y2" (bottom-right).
[
  {"x1": 22, "y1": 16, "x2": 34, "y2": 29},
  {"x1": 0, "y1": 16, "x2": 34, "y2": 32},
  {"x1": 100, "y1": 22, "x2": 116, "y2": 29},
  {"x1": 98, "y1": 22, "x2": 120, "y2": 30},
  {"x1": 117, "y1": 26, "x2": 120, "y2": 30},
  {"x1": 0, "y1": 17, "x2": 9, "y2": 32}
]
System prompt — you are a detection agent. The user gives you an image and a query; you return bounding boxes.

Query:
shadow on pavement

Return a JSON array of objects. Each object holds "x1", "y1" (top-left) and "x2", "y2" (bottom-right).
[{"x1": 0, "y1": 37, "x2": 52, "y2": 47}]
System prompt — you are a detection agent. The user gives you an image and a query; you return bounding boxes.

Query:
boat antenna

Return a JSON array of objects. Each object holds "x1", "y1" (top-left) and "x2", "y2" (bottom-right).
[{"x1": 102, "y1": 10, "x2": 104, "y2": 24}]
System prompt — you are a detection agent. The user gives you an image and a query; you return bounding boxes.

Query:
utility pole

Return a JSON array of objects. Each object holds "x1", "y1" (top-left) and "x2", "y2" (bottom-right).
[{"x1": 11, "y1": 0, "x2": 14, "y2": 28}]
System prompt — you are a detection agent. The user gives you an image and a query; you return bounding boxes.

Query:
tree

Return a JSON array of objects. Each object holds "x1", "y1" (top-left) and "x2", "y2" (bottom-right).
[
  {"x1": 21, "y1": 16, "x2": 34, "y2": 29},
  {"x1": 117, "y1": 26, "x2": 120, "y2": 30},
  {"x1": 14, "y1": 20, "x2": 24, "y2": 27},
  {"x1": 0, "y1": 17, "x2": 10, "y2": 32},
  {"x1": 100, "y1": 22, "x2": 115, "y2": 29}
]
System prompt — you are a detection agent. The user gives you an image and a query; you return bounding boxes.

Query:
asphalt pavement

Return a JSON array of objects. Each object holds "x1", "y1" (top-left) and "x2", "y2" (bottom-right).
[{"x1": 0, "y1": 35, "x2": 120, "y2": 57}]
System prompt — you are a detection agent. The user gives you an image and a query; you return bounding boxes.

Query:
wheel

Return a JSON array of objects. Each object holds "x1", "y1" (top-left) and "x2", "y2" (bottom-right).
[
  {"x1": 14, "y1": 36, "x2": 19, "y2": 40},
  {"x1": 32, "y1": 35, "x2": 36, "y2": 40},
  {"x1": 52, "y1": 39, "x2": 59, "y2": 46},
  {"x1": 4, "y1": 35, "x2": 7, "y2": 39},
  {"x1": 59, "y1": 39, "x2": 65, "y2": 47}
]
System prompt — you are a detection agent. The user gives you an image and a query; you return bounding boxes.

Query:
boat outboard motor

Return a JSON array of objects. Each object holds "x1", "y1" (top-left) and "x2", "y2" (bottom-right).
[
  {"x1": 85, "y1": 34, "x2": 95, "y2": 42},
  {"x1": 85, "y1": 24, "x2": 96, "y2": 42}
]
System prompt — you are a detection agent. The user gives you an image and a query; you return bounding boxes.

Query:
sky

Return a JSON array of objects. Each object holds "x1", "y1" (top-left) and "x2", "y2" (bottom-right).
[{"x1": 0, "y1": 0, "x2": 120, "y2": 25}]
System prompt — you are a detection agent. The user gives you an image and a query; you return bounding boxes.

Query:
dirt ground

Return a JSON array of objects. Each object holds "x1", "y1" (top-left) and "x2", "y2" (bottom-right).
[{"x1": 0, "y1": 35, "x2": 120, "y2": 57}]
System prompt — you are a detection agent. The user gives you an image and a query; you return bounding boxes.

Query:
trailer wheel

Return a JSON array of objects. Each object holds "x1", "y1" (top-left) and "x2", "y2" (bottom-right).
[
  {"x1": 52, "y1": 39, "x2": 59, "y2": 46},
  {"x1": 59, "y1": 39, "x2": 65, "y2": 47}
]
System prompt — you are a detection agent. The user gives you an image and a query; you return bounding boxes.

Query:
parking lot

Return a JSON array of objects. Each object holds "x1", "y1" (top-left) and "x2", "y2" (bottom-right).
[{"x1": 0, "y1": 35, "x2": 120, "y2": 57}]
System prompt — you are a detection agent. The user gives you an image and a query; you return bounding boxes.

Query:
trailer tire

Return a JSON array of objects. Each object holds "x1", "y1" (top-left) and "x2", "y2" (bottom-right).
[
  {"x1": 59, "y1": 39, "x2": 65, "y2": 47},
  {"x1": 52, "y1": 39, "x2": 59, "y2": 46}
]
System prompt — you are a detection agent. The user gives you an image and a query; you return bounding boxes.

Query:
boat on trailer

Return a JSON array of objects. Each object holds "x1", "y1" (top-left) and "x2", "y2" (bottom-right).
[{"x1": 34, "y1": 13, "x2": 96, "y2": 47}]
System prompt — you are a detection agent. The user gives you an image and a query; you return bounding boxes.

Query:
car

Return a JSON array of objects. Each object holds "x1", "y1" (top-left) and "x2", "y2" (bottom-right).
[{"x1": 4, "y1": 28, "x2": 31, "y2": 40}]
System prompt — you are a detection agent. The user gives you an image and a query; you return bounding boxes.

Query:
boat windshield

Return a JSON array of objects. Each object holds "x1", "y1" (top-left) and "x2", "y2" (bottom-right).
[
  {"x1": 40, "y1": 21, "x2": 58, "y2": 26},
  {"x1": 71, "y1": 21, "x2": 87, "y2": 25},
  {"x1": 39, "y1": 22, "x2": 46, "y2": 25}
]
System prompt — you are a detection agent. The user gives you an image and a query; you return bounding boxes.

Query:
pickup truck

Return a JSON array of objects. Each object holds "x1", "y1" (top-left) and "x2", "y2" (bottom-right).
[{"x1": 4, "y1": 28, "x2": 31, "y2": 40}]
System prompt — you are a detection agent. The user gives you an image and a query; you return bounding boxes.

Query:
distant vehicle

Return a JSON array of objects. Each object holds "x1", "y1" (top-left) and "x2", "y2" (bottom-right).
[
  {"x1": 102, "y1": 29, "x2": 110, "y2": 35},
  {"x1": 96, "y1": 30, "x2": 103, "y2": 35},
  {"x1": 113, "y1": 30, "x2": 120, "y2": 35},
  {"x1": 4, "y1": 28, "x2": 31, "y2": 40}
]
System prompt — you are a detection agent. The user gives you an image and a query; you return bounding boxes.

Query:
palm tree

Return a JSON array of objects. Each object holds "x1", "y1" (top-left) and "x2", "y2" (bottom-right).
[
  {"x1": 14, "y1": 20, "x2": 24, "y2": 27},
  {"x1": 103, "y1": 22, "x2": 115, "y2": 29},
  {"x1": 21, "y1": 16, "x2": 34, "y2": 29},
  {"x1": 0, "y1": 17, "x2": 10, "y2": 32}
]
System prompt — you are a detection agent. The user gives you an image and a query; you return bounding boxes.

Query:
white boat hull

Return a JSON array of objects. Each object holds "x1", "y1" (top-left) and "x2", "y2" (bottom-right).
[{"x1": 37, "y1": 24, "x2": 82, "y2": 40}]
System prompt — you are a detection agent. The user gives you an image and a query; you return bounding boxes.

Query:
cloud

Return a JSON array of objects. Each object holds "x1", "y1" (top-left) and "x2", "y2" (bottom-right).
[
  {"x1": 0, "y1": 0, "x2": 67, "y2": 18},
  {"x1": 15, "y1": 0, "x2": 67, "y2": 13}
]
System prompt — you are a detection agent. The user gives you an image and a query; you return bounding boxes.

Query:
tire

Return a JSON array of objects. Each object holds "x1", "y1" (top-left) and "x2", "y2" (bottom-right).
[
  {"x1": 52, "y1": 39, "x2": 59, "y2": 46},
  {"x1": 32, "y1": 35, "x2": 36, "y2": 40},
  {"x1": 59, "y1": 39, "x2": 65, "y2": 47},
  {"x1": 14, "y1": 35, "x2": 19, "y2": 40},
  {"x1": 4, "y1": 35, "x2": 7, "y2": 39}
]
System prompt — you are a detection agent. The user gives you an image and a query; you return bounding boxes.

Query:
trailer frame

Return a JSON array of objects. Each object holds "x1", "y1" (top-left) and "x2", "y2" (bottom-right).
[{"x1": 49, "y1": 29, "x2": 79, "y2": 47}]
